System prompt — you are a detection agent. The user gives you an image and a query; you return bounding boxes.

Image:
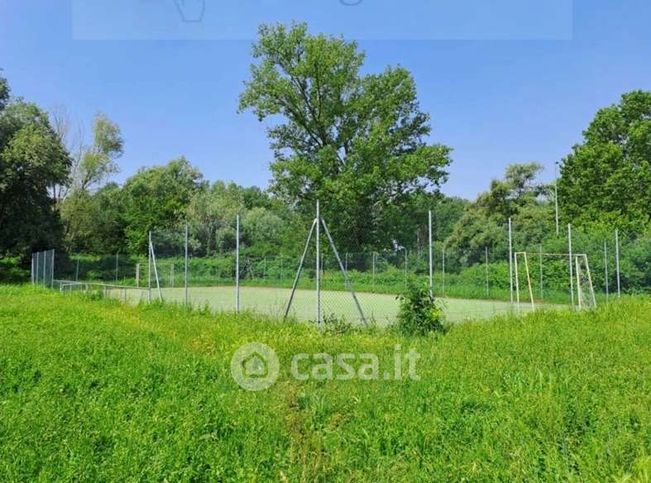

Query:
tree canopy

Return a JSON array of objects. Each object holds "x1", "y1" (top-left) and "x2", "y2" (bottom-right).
[
  {"x1": 558, "y1": 91, "x2": 651, "y2": 231},
  {"x1": 239, "y1": 23, "x2": 452, "y2": 250},
  {"x1": 446, "y1": 163, "x2": 553, "y2": 265},
  {"x1": 0, "y1": 76, "x2": 70, "y2": 258}
]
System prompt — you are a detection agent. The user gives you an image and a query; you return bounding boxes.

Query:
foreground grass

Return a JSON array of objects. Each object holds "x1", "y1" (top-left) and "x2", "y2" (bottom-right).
[{"x1": 1, "y1": 286, "x2": 651, "y2": 481}]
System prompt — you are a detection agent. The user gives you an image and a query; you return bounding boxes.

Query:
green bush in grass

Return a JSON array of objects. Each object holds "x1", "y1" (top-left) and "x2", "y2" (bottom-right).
[{"x1": 396, "y1": 282, "x2": 446, "y2": 335}]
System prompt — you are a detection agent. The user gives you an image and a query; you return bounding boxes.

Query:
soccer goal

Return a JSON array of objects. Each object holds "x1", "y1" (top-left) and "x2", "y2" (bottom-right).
[{"x1": 513, "y1": 251, "x2": 597, "y2": 311}]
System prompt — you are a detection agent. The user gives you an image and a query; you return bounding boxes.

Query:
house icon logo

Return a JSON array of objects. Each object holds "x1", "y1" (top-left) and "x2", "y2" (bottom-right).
[{"x1": 230, "y1": 342, "x2": 279, "y2": 391}]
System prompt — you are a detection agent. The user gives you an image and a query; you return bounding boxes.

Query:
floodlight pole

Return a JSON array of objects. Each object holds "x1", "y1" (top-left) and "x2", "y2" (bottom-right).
[
  {"x1": 235, "y1": 214, "x2": 240, "y2": 313},
  {"x1": 568, "y1": 224, "x2": 575, "y2": 308},
  {"x1": 316, "y1": 200, "x2": 321, "y2": 327},
  {"x1": 508, "y1": 218, "x2": 514, "y2": 305},
  {"x1": 615, "y1": 229, "x2": 621, "y2": 298},
  {"x1": 428, "y1": 210, "x2": 433, "y2": 296},
  {"x1": 604, "y1": 241, "x2": 609, "y2": 302}
]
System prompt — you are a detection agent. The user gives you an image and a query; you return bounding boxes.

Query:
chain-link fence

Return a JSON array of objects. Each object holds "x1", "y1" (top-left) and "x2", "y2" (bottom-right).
[
  {"x1": 32, "y1": 210, "x2": 651, "y2": 326},
  {"x1": 32, "y1": 250, "x2": 55, "y2": 288}
]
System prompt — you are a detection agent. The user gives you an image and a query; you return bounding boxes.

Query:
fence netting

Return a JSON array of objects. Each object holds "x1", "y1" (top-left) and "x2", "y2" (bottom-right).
[{"x1": 31, "y1": 215, "x2": 651, "y2": 326}]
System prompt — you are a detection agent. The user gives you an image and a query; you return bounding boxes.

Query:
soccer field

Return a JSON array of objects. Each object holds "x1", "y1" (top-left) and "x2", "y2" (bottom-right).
[{"x1": 123, "y1": 285, "x2": 532, "y2": 325}]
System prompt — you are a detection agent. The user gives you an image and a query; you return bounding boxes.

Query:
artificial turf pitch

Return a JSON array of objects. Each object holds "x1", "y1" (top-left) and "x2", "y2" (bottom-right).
[{"x1": 119, "y1": 285, "x2": 532, "y2": 324}]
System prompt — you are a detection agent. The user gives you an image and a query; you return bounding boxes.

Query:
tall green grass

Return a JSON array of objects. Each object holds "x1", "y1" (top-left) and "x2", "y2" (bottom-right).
[{"x1": 1, "y1": 285, "x2": 651, "y2": 480}]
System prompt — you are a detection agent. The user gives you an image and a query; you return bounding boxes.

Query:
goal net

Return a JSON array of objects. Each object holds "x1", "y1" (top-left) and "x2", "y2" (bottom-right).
[{"x1": 513, "y1": 252, "x2": 596, "y2": 311}]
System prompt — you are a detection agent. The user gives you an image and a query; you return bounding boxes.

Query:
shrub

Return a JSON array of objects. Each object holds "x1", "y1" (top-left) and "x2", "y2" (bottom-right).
[
  {"x1": 0, "y1": 256, "x2": 29, "y2": 283},
  {"x1": 395, "y1": 282, "x2": 446, "y2": 336}
]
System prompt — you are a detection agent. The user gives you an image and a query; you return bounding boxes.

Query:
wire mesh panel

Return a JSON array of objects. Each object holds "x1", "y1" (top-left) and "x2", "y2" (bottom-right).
[
  {"x1": 26, "y1": 205, "x2": 651, "y2": 326},
  {"x1": 32, "y1": 250, "x2": 55, "y2": 288},
  {"x1": 187, "y1": 221, "x2": 237, "y2": 313},
  {"x1": 149, "y1": 229, "x2": 185, "y2": 304}
]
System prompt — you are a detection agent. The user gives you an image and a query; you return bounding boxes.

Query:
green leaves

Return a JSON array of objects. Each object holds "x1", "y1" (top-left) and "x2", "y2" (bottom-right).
[
  {"x1": 0, "y1": 80, "x2": 70, "y2": 258},
  {"x1": 559, "y1": 90, "x2": 651, "y2": 231},
  {"x1": 122, "y1": 158, "x2": 204, "y2": 252},
  {"x1": 240, "y1": 23, "x2": 451, "y2": 250}
]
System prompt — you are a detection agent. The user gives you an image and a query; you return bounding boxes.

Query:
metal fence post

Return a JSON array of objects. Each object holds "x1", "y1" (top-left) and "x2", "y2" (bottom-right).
[
  {"x1": 42, "y1": 250, "x2": 46, "y2": 286},
  {"x1": 604, "y1": 240, "x2": 609, "y2": 302},
  {"x1": 508, "y1": 218, "x2": 513, "y2": 305},
  {"x1": 539, "y1": 244, "x2": 543, "y2": 301},
  {"x1": 184, "y1": 223, "x2": 189, "y2": 307},
  {"x1": 615, "y1": 229, "x2": 621, "y2": 298},
  {"x1": 372, "y1": 252, "x2": 376, "y2": 293},
  {"x1": 315, "y1": 200, "x2": 321, "y2": 327},
  {"x1": 442, "y1": 246, "x2": 446, "y2": 297},
  {"x1": 568, "y1": 224, "x2": 574, "y2": 308},
  {"x1": 485, "y1": 246, "x2": 490, "y2": 297},
  {"x1": 51, "y1": 249, "x2": 55, "y2": 288},
  {"x1": 404, "y1": 248, "x2": 408, "y2": 289},
  {"x1": 235, "y1": 214, "x2": 240, "y2": 314},
  {"x1": 428, "y1": 210, "x2": 433, "y2": 295},
  {"x1": 148, "y1": 231, "x2": 152, "y2": 302}
]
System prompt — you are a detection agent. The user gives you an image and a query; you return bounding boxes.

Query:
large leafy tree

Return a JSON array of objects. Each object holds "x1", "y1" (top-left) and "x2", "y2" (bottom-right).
[
  {"x1": 239, "y1": 23, "x2": 451, "y2": 251},
  {"x1": 558, "y1": 91, "x2": 651, "y2": 231},
  {"x1": 122, "y1": 158, "x2": 205, "y2": 253},
  {"x1": 53, "y1": 111, "x2": 124, "y2": 201},
  {"x1": 0, "y1": 76, "x2": 70, "y2": 259},
  {"x1": 59, "y1": 182, "x2": 127, "y2": 254}
]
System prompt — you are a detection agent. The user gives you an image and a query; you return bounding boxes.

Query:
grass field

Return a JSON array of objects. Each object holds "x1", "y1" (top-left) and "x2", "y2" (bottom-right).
[
  {"x1": 112, "y1": 285, "x2": 536, "y2": 324},
  {"x1": 2, "y1": 285, "x2": 651, "y2": 480}
]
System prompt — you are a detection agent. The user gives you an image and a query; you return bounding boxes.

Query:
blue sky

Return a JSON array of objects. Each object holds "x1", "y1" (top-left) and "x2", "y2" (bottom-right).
[{"x1": 1, "y1": 0, "x2": 651, "y2": 199}]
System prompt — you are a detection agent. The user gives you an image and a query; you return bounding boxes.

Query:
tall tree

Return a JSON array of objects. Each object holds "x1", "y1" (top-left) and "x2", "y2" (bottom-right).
[
  {"x1": 54, "y1": 112, "x2": 123, "y2": 201},
  {"x1": 0, "y1": 76, "x2": 70, "y2": 259},
  {"x1": 558, "y1": 91, "x2": 651, "y2": 231},
  {"x1": 122, "y1": 158, "x2": 204, "y2": 253},
  {"x1": 239, "y1": 23, "x2": 451, "y2": 251}
]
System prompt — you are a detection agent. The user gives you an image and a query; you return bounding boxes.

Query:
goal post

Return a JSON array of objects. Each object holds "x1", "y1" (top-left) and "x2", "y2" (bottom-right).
[
  {"x1": 575, "y1": 253, "x2": 597, "y2": 309},
  {"x1": 513, "y1": 251, "x2": 597, "y2": 312},
  {"x1": 513, "y1": 252, "x2": 536, "y2": 312}
]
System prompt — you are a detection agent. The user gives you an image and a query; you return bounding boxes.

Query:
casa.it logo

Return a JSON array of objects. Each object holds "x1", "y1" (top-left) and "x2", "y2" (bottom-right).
[
  {"x1": 230, "y1": 342, "x2": 420, "y2": 391},
  {"x1": 230, "y1": 343, "x2": 280, "y2": 392}
]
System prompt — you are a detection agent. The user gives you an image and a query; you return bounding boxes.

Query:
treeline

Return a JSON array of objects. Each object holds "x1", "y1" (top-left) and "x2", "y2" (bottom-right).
[{"x1": 2, "y1": 23, "x2": 651, "y2": 285}]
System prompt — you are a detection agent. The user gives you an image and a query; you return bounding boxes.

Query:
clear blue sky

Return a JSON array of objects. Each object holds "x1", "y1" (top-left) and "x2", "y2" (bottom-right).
[{"x1": 1, "y1": 0, "x2": 650, "y2": 199}]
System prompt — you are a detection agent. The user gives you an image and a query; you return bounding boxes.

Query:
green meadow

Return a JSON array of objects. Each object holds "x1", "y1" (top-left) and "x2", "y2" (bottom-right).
[{"x1": 1, "y1": 285, "x2": 651, "y2": 481}]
